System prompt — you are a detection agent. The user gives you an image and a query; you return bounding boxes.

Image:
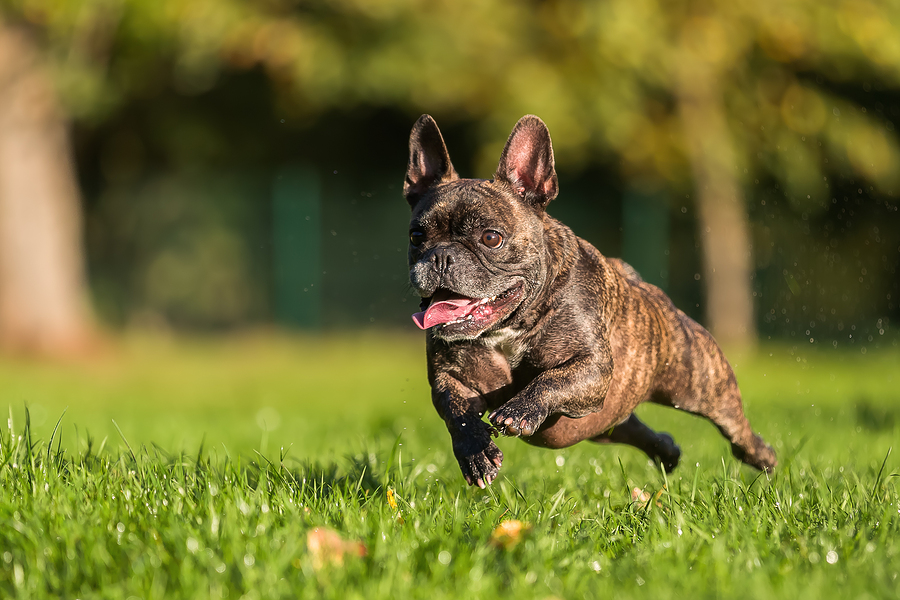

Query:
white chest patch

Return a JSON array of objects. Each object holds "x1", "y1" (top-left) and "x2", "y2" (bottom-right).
[{"x1": 481, "y1": 328, "x2": 527, "y2": 367}]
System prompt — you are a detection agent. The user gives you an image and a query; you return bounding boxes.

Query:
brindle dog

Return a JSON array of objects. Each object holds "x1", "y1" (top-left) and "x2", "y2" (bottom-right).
[{"x1": 405, "y1": 114, "x2": 776, "y2": 488}]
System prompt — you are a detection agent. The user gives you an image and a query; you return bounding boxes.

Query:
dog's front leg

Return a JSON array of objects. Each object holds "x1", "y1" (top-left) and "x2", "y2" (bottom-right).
[
  {"x1": 489, "y1": 354, "x2": 614, "y2": 437},
  {"x1": 431, "y1": 379, "x2": 503, "y2": 488}
]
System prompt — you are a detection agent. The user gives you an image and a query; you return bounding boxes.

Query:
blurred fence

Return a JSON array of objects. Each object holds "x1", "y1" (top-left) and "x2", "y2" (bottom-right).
[{"x1": 79, "y1": 100, "x2": 899, "y2": 348}]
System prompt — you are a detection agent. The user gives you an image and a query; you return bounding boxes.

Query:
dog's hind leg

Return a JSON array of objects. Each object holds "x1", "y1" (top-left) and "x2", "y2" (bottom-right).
[
  {"x1": 653, "y1": 321, "x2": 777, "y2": 472},
  {"x1": 591, "y1": 414, "x2": 681, "y2": 473},
  {"x1": 695, "y1": 385, "x2": 777, "y2": 472},
  {"x1": 660, "y1": 365, "x2": 777, "y2": 472}
]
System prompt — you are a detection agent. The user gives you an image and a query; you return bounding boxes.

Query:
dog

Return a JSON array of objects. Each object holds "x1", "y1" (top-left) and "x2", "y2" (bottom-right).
[{"x1": 404, "y1": 114, "x2": 776, "y2": 488}]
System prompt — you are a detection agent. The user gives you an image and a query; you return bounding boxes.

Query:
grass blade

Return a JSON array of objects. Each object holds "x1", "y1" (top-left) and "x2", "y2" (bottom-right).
[
  {"x1": 47, "y1": 407, "x2": 68, "y2": 469},
  {"x1": 112, "y1": 419, "x2": 137, "y2": 463},
  {"x1": 871, "y1": 446, "x2": 893, "y2": 500}
]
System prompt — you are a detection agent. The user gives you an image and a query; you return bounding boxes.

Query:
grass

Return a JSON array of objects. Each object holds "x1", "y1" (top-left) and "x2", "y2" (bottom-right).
[{"x1": 0, "y1": 332, "x2": 898, "y2": 599}]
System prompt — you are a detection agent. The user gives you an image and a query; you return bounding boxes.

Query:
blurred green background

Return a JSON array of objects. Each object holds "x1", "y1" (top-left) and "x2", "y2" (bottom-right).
[
  {"x1": 0, "y1": 0, "x2": 897, "y2": 353},
  {"x1": 2, "y1": 7, "x2": 899, "y2": 598},
  {"x1": 0, "y1": 0, "x2": 897, "y2": 421}
]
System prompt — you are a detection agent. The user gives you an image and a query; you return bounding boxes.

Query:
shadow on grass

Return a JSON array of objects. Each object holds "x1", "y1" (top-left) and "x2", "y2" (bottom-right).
[
  {"x1": 855, "y1": 397, "x2": 899, "y2": 432},
  {"x1": 0, "y1": 407, "x2": 400, "y2": 512}
]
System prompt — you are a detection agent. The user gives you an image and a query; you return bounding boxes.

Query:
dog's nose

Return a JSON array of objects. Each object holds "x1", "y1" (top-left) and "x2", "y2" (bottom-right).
[{"x1": 432, "y1": 248, "x2": 454, "y2": 276}]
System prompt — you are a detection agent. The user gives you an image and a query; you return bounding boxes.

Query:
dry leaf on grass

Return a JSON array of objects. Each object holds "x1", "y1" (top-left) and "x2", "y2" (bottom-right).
[
  {"x1": 631, "y1": 486, "x2": 665, "y2": 507},
  {"x1": 306, "y1": 527, "x2": 366, "y2": 569},
  {"x1": 490, "y1": 519, "x2": 532, "y2": 550},
  {"x1": 631, "y1": 487, "x2": 652, "y2": 504}
]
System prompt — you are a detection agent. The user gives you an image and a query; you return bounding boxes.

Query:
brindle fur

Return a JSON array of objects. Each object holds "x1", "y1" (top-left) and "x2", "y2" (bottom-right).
[{"x1": 405, "y1": 114, "x2": 776, "y2": 488}]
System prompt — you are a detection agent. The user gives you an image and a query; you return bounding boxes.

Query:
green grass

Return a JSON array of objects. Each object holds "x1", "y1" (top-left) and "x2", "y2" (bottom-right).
[{"x1": 1, "y1": 332, "x2": 898, "y2": 599}]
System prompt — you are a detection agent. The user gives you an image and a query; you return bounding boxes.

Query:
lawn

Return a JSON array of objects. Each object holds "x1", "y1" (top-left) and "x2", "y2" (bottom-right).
[{"x1": 0, "y1": 332, "x2": 898, "y2": 599}]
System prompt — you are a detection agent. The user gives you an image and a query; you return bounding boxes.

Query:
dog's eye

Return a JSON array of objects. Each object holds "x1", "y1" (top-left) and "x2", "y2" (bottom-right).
[
  {"x1": 481, "y1": 230, "x2": 503, "y2": 249},
  {"x1": 409, "y1": 230, "x2": 425, "y2": 247}
]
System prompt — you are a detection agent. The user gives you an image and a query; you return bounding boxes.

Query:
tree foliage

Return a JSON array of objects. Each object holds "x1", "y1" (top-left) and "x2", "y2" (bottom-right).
[
  {"x1": 1, "y1": 0, "x2": 899, "y2": 344},
  {"x1": 6, "y1": 0, "x2": 898, "y2": 199}
]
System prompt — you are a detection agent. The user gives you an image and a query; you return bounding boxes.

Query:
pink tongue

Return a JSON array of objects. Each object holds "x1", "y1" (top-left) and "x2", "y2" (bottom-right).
[{"x1": 412, "y1": 295, "x2": 480, "y2": 330}]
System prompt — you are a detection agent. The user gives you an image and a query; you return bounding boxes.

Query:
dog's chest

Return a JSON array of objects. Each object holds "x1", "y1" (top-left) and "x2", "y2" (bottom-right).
[{"x1": 481, "y1": 328, "x2": 528, "y2": 368}]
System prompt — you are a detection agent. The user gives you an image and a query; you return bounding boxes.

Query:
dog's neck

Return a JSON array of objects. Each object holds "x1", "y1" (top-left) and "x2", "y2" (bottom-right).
[{"x1": 531, "y1": 215, "x2": 582, "y2": 313}]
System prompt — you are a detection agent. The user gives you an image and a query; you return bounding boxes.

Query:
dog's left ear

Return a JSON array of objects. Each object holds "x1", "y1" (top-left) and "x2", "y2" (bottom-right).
[
  {"x1": 495, "y1": 115, "x2": 559, "y2": 209},
  {"x1": 404, "y1": 114, "x2": 459, "y2": 204}
]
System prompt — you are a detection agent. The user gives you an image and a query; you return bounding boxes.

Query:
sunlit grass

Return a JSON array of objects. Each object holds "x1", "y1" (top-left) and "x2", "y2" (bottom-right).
[{"x1": 0, "y1": 333, "x2": 897, "y2": 598}]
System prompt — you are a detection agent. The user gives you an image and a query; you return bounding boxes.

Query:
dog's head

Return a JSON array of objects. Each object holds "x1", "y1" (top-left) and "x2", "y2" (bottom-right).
[{"x1": 404, "y1": 114, "x2": 559, "y2": 341}]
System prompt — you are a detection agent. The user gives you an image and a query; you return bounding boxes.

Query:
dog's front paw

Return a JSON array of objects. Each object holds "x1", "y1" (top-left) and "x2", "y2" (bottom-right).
[
  {"x1": 453, "y1": 436, "x2": 503, "y2": 488},
  {"x1": 489, "y1": 399, "x2": 549, "y2": 437}
]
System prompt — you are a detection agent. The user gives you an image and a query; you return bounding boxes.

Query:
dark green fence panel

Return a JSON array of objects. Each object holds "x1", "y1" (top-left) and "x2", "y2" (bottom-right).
[{"x1": 272, "y1": 165, "x2": 322, "y2": 328}]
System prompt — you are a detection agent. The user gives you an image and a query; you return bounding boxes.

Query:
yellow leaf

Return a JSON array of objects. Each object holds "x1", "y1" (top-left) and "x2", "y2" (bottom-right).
[{"x1": 490, "y1": 519, "x2": 532, "y2": 550}]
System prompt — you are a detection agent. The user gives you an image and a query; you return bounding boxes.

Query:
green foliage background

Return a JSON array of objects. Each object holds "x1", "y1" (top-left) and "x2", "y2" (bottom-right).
[{"x1": 1, "y1": 0, "x2": 898, "y2": 337}]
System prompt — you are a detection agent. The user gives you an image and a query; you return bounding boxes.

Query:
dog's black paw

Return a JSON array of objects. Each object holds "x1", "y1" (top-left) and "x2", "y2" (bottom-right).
[
  {"x1": 453, "y1": 436, "x2": 503, "y2": 488},
  {"x1": 489, "y1": 399, "x2": 549, "y2": 437},
  {"x1": 655, "y1": 432, "x2": 681, "y2": 473}
]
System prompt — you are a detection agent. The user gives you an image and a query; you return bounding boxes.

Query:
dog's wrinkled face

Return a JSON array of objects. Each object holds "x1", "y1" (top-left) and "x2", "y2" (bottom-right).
[
  {"x1": 407, "y1": 180, "x2": 537, "y2": 340},
  {"x1": 404, "y1": 115, "x2": 559, "y2": 341}
]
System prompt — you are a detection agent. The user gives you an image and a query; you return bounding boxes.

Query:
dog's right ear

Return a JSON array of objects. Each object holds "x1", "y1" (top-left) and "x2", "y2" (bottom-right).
[{"x1": 404, "y1": 115, "x2": 458, "y2": 205}]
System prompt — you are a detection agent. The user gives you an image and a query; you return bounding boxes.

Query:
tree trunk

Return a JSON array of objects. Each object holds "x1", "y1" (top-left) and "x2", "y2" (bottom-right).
[
  {"x1": 0, "y1": 26, "x2": 97, "y2": 356},
  {"x1": 676, "y1": 57, "x2": 757, "y2": 351}
]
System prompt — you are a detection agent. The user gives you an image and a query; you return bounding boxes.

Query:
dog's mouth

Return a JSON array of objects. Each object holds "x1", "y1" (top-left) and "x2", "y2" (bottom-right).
[{"x1": 412, "y1": 282, "x2": 524, "y2": 332}]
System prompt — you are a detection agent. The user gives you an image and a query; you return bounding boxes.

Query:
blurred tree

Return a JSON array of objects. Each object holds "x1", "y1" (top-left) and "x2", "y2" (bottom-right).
[
  {"x1": 561, "y1": 0, "x2": 900, "y2": 349},
  {"x1": 0, "y1": 24, "x2": 95, "y2": 355},
  {"x1": 1, "y1": 0, "x2": 898, "y2": 349}
]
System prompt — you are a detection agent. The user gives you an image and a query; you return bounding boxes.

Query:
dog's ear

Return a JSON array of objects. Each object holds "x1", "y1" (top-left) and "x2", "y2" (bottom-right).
[
  {"x1": 495, "y1": 115, "x2": 559, "y2": 209},
  {"x1": 404, "y1": 115, "x2": 458, "y2": 204}
]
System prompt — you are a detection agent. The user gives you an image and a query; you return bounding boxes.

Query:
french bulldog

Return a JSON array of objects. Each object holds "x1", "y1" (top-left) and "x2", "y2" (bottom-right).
[{"x1": 404, "y1": 114, "x2": 776, "y2": 488}]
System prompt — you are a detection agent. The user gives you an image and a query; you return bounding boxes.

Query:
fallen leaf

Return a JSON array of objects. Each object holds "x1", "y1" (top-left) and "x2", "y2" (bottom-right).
[
  {"x1": 631, "y1": 487, "x2": 652, "y2": 504},
  {"x1": 490, "y1": 519, "x2": 532, "y2": 550},
  {"x1": 306, "y1": 527, "x2": 366, "y2": 569}
]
